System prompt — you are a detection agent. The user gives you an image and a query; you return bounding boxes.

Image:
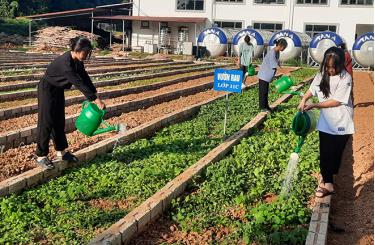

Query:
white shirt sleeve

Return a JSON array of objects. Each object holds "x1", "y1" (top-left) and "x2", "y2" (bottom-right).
[
  {"x1": 332, "y1": 73, "x2": 352, "y2": 104},
  {"x1": 309, "y1": 73, "x2": 322, "y2": 97}
]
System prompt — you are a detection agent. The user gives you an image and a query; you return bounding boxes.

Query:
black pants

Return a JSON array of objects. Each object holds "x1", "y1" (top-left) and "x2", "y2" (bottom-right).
[
  {"x1": 36, "y1": 80, "x2": 68, "y2": 157},
  {"x1": 241, "y1": 65, "x2": 248, "y2": 78},
  {"x1": 258, "y1": 79, "x2": 270, "y2": 110},
  {"x1": 319, "y1": 131, "x2": 350, "y2": 183}
]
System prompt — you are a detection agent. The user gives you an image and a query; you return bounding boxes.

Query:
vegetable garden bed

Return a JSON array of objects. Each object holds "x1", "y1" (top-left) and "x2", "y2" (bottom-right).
[
  {"x1": 131, "y1": 94, "x2": 320, "y2": 245},
  {"x1": 0, "y1": 68, "x2": 316, "y2": 244}
]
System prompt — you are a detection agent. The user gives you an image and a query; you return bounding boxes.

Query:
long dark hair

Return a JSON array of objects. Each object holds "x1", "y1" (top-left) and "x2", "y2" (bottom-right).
[
  {"x1": 244, "y1": 35, "x2": 251, "y2": 45},
  {"x1": 319, "y1": 46, "x2": 345, "y2": 98},
  {"x1": 69, "y1": 36, "x2": 93, "y2": 53}
]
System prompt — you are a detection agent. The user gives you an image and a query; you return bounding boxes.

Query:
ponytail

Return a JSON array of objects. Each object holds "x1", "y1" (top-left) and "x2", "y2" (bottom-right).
[
  {"x1": 274, "y1": 38, "x2": 287, "y2": 48},
  {"x1": 69, "y1": 36, "x2": 93, "y2": 53},
  {"x1": 244, "y1": 35, "x2": 251, "y2": 45}
]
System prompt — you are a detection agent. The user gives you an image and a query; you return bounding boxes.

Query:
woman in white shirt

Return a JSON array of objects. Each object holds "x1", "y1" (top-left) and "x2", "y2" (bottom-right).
[
  {"x1": 298, "y1": 46, "x2": 354, "y2": 198},
  {"x1": 238, "y1": 35, "x2": 254, "y2": 88}
]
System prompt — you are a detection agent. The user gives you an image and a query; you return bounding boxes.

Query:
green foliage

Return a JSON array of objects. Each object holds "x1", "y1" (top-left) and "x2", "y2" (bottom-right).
[
  {"x1": 0, "y1": 69, "x2": 315, "y2": 243},
  {"x1": 0, "y1": 17, "x2": 29, "y2": 35},
  {"x1": 168, "y1": 81, "x2": 319, "y2": 244}
]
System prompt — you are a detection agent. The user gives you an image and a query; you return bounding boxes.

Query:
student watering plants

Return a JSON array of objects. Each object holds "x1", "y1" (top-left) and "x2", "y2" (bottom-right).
[
  {"x1": 297, "y1": 46, "x2": 354, "y2": 198},
  {"x1": 237, "y1": 35, "x2": 254, "y2": 88},
  {"x1": 257, "y1": 38, "x2": 287, "y2": 112},
  {"x1": 36, "y1": 36, "x2": 106, "y2": 169}
]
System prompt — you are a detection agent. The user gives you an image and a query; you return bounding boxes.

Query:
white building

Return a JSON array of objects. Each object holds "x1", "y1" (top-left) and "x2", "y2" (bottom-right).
[{"x1": 129, "y1": 0, "x2": 373, "y2": 53}]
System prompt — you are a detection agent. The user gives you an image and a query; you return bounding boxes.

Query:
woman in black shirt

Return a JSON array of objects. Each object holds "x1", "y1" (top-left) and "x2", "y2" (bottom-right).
[{"x1": 36, "y1": 37, "x2": 105, "y2": 169}]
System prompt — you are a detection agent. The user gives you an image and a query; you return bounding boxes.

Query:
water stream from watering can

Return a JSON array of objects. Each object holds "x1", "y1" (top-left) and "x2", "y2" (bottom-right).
[{"x1": 280, "y1": 152, "x2": 299, "y2": 196}]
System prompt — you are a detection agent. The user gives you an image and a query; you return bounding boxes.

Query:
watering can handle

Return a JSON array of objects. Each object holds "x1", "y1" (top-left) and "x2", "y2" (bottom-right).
[{"x1": 82, "y1": 100, "x2": 90, "y2": 110}]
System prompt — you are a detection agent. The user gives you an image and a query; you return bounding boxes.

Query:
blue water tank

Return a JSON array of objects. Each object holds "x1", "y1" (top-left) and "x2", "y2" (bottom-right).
[
  {"x1": 309, "y1": 31, "x2": 344, "y2": 64},
  {"x1": 352, "y1": 32, "x2": 374, "y2": 68},
  {"x1": 268, "y1": 29, "x2": 311, "y2": 61},
  {"x1": 197, "y1": 27, "x2": 231, "y2": 57}
]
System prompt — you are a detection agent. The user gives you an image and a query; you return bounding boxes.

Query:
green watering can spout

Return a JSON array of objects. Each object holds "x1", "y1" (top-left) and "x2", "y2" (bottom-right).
[
  {"x1": 75, "y1": 101, "x2": 120, "y2": 137},
  {"x1": 91, "y1": 121, "x2": 119, "y2": 136}
]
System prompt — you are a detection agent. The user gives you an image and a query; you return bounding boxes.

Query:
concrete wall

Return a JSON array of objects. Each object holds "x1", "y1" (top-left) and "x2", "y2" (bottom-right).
[{"x1": 132, "y1": 0, "x2": 373, "y2": 50}]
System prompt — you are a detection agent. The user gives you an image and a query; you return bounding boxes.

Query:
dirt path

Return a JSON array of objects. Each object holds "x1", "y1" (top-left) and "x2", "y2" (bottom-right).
[{"x1": 328, "y1": 71, "x2": 374, "y2": 245}]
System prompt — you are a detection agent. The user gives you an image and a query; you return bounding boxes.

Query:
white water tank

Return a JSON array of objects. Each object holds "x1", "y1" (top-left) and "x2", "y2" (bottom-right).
[
  {"x1": 268, "y1": 29, "x2": 311, "y2": 61},
  {"x1": 232, "y1": 28, "x2": 273, "y2": 58},
  {"x1": 197, "y1": 27, "x2": 235, "y2": 57},
  {"x1": 309, "y1": 31, "x2": 344, "y2": 64},
  {"x1": 352, "y1": 32, "x2": 374, "y2": 68}
]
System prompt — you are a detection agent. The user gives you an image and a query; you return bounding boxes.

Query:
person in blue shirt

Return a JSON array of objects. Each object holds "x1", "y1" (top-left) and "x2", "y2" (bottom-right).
[{"x1": 257, "y1": 38, "x2": 287, "y2": 112}]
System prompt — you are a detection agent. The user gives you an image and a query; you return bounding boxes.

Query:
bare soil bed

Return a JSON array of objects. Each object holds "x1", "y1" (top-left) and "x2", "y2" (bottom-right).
[
  {"x1": 327, "y1": 71, "x2": 374, "y2": 245},
  {"x1": 0, "y1": 76, "x2": 214, "y2": 133}
]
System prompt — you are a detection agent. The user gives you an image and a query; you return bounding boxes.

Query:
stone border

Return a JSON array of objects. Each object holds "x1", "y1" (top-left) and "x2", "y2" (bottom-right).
[
  {"x1": 0, "y1": 79, "x2": 216, "y2": 150},
  {"x1": 0, "y1": 85, "x2": 236, "y2": 197},
  {"x1": 0, "y1": 70, "x2": 216, "y2": 120},
  {"x1": 0, "y1": 61, "x2": 195, "y2": 83},
  {"x1": 305, "y1": 186, "x2": 331, "y2": 245},
  {"x1": 89, "y1": 79, "x2": 309, "y2": 245},
  {"x1": 0, "y1": 64, "x2": 224, "y2": 102}
]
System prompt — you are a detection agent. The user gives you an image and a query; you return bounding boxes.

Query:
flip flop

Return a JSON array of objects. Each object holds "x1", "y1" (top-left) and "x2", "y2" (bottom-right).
[{"x1": 315, "y1": 187, "x2": 336, "y2": 198}]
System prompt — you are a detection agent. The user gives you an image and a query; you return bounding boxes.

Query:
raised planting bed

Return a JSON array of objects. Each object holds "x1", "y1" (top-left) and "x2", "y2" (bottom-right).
[
  {"x1": 0, "y1": 58, "x2": 171, "y2": 70},
  {"x1": 130, "y1": 92, "x2": 320, "y2": 244},
  {"x1": 0, "y1": 60, "x2": 194, "y2": 83},
  {"x1": 0, "y1": 67, "x2": 235, "y2": 116},
  {"x1": 0, "y1": 63, "x2": 224, "y2": 102},
  {"x1": 0, "y1": 69, "x2": 314, "y2": 244},
  {"x1": 0, "y1": 73, "x2": 221, "y2": 150},
  {"x1": 0, "y1": 68, "x2": 299, "y2": 184},
  {"x1": 0, "y1": 61, "x2": 199, "y2": 91},
  {"x1": 0, "y1": 69, "x2": 219, "y2": 120}
]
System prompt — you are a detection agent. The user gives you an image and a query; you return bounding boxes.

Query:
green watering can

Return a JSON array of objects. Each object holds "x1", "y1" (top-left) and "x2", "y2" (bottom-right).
[
  {"x1": 291, "y1": 110, "x2": 319, "y2": 153},
  {"x1": 274, "y1": 76, "x2": 303, "y2": 96},
  {"x1": 75, "y1": 101, "x2": 120, "y2": 136},
  {"x1": 247, "y1": 63, "x2": 256, "y2": 76}
]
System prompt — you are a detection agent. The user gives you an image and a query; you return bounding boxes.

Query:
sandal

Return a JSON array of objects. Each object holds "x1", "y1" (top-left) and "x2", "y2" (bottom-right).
[{"x1": 315, "y1": 187, "x2": 336, "y2": 198}]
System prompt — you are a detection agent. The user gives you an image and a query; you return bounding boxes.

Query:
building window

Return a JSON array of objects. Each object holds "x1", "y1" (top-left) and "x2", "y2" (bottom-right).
[
  {"x1": 305, "y1": 24, "x2": 337, "y2": 37},
  {"x1": 214, "y1": 21, "x2": 243, "y2": 28},
  {"x1": 297, "y1": 0, "x2": 327, "y2": 4},
  {"x1": 176, "y1": 0, "x2": 204, "y2": 10},
  {"x1": 341, "y1": 0, "x2": 372, "y2": 4},
  {"x1": 253, "y1": 22, "x2": 283, "y2": 32},
  {"x1": 254, "y1": 0, "x2": 285, "y2": 4},
  {"x1": 140, "y1": 21, "x2": 149, "y2": 29},
  {"x1": 215, "y1": 0, "x2": 244, "y2": 2}
]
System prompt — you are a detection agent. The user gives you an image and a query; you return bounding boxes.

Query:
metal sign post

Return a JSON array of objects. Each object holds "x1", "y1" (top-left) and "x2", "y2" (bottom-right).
[
  {"x1": 223, "y1": 93, "x2": 229, "y2": 135},
  {"x1": 213, "y1": 68, "x2": 243, "y2": 136}
]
